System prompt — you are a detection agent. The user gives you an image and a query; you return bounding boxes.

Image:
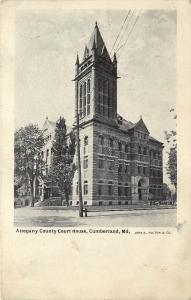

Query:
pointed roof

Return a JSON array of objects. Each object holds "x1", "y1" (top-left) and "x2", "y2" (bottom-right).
[
  {"x1": 85, "y1": 22, "x2": 111, "y2": 61},
  {"x1": 133, "y1": 117, "x2": 150, "y2": 134},
  {"x1": 83, "y1": 45, "x2": 89, "y2": 60},
  {"x1": 113, "y1": 52, "x2": 117, "y2": 63},
  {"x1": 43, "y1": 117, "x2": 72, "y2": 135},
  {"x1": 75, "y1": 53, "x2": 79, "y2": 65}
]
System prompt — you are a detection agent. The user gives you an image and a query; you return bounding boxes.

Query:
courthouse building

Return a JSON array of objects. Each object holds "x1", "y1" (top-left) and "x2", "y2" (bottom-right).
[
  {"x1": 39, "y1": 22, "x2": 163, "y2": 206},
  {"x1": 71, "y1": 22, "x2": 163, "y2": 206}
]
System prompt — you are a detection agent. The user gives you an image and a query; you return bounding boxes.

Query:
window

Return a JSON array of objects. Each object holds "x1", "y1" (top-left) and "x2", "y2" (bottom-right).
[
  {"x1": 109, "y1": 138, "x2": 113, "y2": 148},
  {"x1": 138, "y1": 166, "x2": 141, "y2": 174},
  {"x1": 118, "y1": 201, "x2": 121, "y2": 205},
  {"x1": 46, "y1": 149, "x2": 49, "y2": 157},
  {"x1": 118, "y1": 142, "x2": 122, "y2": 151},
  {"x1": 84, "y1": 181, "x2": 88, "y2": 195},
  {"x1": 108, "y1": 181, "x2": 113, "y2": 195},
  {"x1": 118, "y1": 183, "x2": 123, "y2": 196},
  {"x1": 84, "y1": 136, "x2": 88, "y2": 146},
  {"x1": 98, "y1": 181, "x2": 103, "y2": 195},
  {"x1": 83, "y1": 82, "x2": 86, "y2": 116},
  {"x1": 76, "y1": 182, "x2": 78, "y2": 195},
  {"x1": 46, "y1": 165, "x2": 48, "y2": 175},
  {"x1": 138, "y1": 146, "x2": 141, "y2": 154},
  {"x1": 108, "y1": 83, "x2": 112, "y2": 118},
  {"x1": 98, "y1": 156, "x2": 104, "y2": 169},
  {"x1": 84, "y1": 201, "x2": 87, "y2": 205},
  {"x1": 99, "y1": 201, "x2": 102, "y2": 206},
  {"x1": 98, "y1": 135, "x2": 104, "y2": 145},
  {"x1": 87, "y1": 79, "x2": 90, "y2": 115},
  {"x1": 84, "y1": 136, "x2": 88, "y2": 154},
  {"x1": 124, "y1": 183, "x2": 131, "y2": 197},
  {"x1": 143, "y1": 147, "x2": 147, "y2": 155},
  {"x1": 124, "y1": 164, "x2": 130, "y2": 174},
  {"x1": 83, "y1": 156, "x2": 88, "y2": 169},
  {"x1": 125, "y1": 144, "x2": 130, "y2": 153},
  {"x1": 109, "y1": 201, "x2": 112, "y2": 205},
  {"x1": 41, "y1": 151, "x2": 44, "y2": 159},
  {"x1": 143, "y1": 167, "x2": 147, "y2": 175},
  {"x1": 76, "y1": 201, "x2": 79, "y2": 205},
  {"x1": 98, "y1": 79, "x2": 102, "y2": 115},
  {"x1": 108, "y1": 160, "x2": 114, "y2": 171},
  {"x1": 118, "y1": 163, "x2": 123, "y2": 173},
  {"x1": 79, "y1": 85, "x2": 83, "y2": 117}
]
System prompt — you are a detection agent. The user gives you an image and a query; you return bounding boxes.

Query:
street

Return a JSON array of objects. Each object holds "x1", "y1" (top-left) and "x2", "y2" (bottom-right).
[{"x1": 14, "y1": 207, "x2": 177, "y2": 227}]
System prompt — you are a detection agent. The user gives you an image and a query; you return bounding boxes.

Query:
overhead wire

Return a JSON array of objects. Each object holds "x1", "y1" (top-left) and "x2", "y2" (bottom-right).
[
  {"x1": 114, "y1": 10, "x2": 135, "y2": 53},
  {"x1": 109, "y1": 10, "x2": 131, "y2": 56},
  {"x1": 116, "y1": 10, "x2": 142, "y2": 59}
]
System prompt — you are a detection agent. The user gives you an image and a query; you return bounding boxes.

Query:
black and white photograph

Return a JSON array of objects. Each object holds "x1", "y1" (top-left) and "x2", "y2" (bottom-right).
[
  {"x1": 14, "y1": 9, "x2": 177, "y2": 227},
  {"x1": 1, "y1": 2, "x2": 191, "y2": 300}
]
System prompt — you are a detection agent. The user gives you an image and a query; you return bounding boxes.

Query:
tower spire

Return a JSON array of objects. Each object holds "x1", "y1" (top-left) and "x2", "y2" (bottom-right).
[
  {"x1": 91, "y1": 36, "x2": 96, "y2": 50},
  {"x1": 75, "y1": 53, "x2": 79, "y2": 65},
  {"x1": 113, "y1": 52, "x2": 117, "y2": 63}
]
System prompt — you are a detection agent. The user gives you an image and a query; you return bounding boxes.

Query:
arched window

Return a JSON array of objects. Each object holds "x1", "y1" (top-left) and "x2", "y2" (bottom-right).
[
  {"x1": 83, "y1": 156, "x2": 88, "y2": 169},
  {"x1": 79, "y1": 85, "x2": 83, "y2": 117},
  {"x1": 87, "y1": 79, "x2": 90, "y2": 115},
  {"x1": 98, "y1": 79, "x2": 102, "y2": 115},
  {"x1": 84, "y1": 181, "x2": 88, "y2": 195},
  {"x1": 83, "y1": 82, "x2": 87, "y2": 116},
  {"x1": 84, "y1": 136, "x2": 88, "y2": 154},
  {"x1": 108, "y1": 83, "x2": 112, "y2": 118},
  {"x1": 84, "y1": 136, "x2": 88, "y2": 146}
]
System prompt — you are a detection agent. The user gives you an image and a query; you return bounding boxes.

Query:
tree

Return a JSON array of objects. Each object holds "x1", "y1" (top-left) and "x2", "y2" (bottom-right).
[
  {"x1": 49, "y1": 117, "x2": 76, "y2": 206},
  {"x1": 164, "y1": 108, "x2": 177, "y2": 190},
  {"x1": 14, "y1": 124, "x2": 45, "y2": 207}
]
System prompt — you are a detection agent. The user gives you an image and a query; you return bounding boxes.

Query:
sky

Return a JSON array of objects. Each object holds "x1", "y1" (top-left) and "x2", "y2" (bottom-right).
[{"x1": 15, "y1": 9, "x2": 176, "y2": 186}]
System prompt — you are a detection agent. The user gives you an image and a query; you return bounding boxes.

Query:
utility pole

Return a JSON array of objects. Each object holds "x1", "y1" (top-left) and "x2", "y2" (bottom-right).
[{"x1": 75, "y1": 80, "x2": 83, "y2": 217}]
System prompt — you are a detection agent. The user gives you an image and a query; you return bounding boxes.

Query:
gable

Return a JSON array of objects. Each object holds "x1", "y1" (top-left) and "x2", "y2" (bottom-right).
[{"x1": 134, "y1": 119, "x2": 150, "y2": 134}]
